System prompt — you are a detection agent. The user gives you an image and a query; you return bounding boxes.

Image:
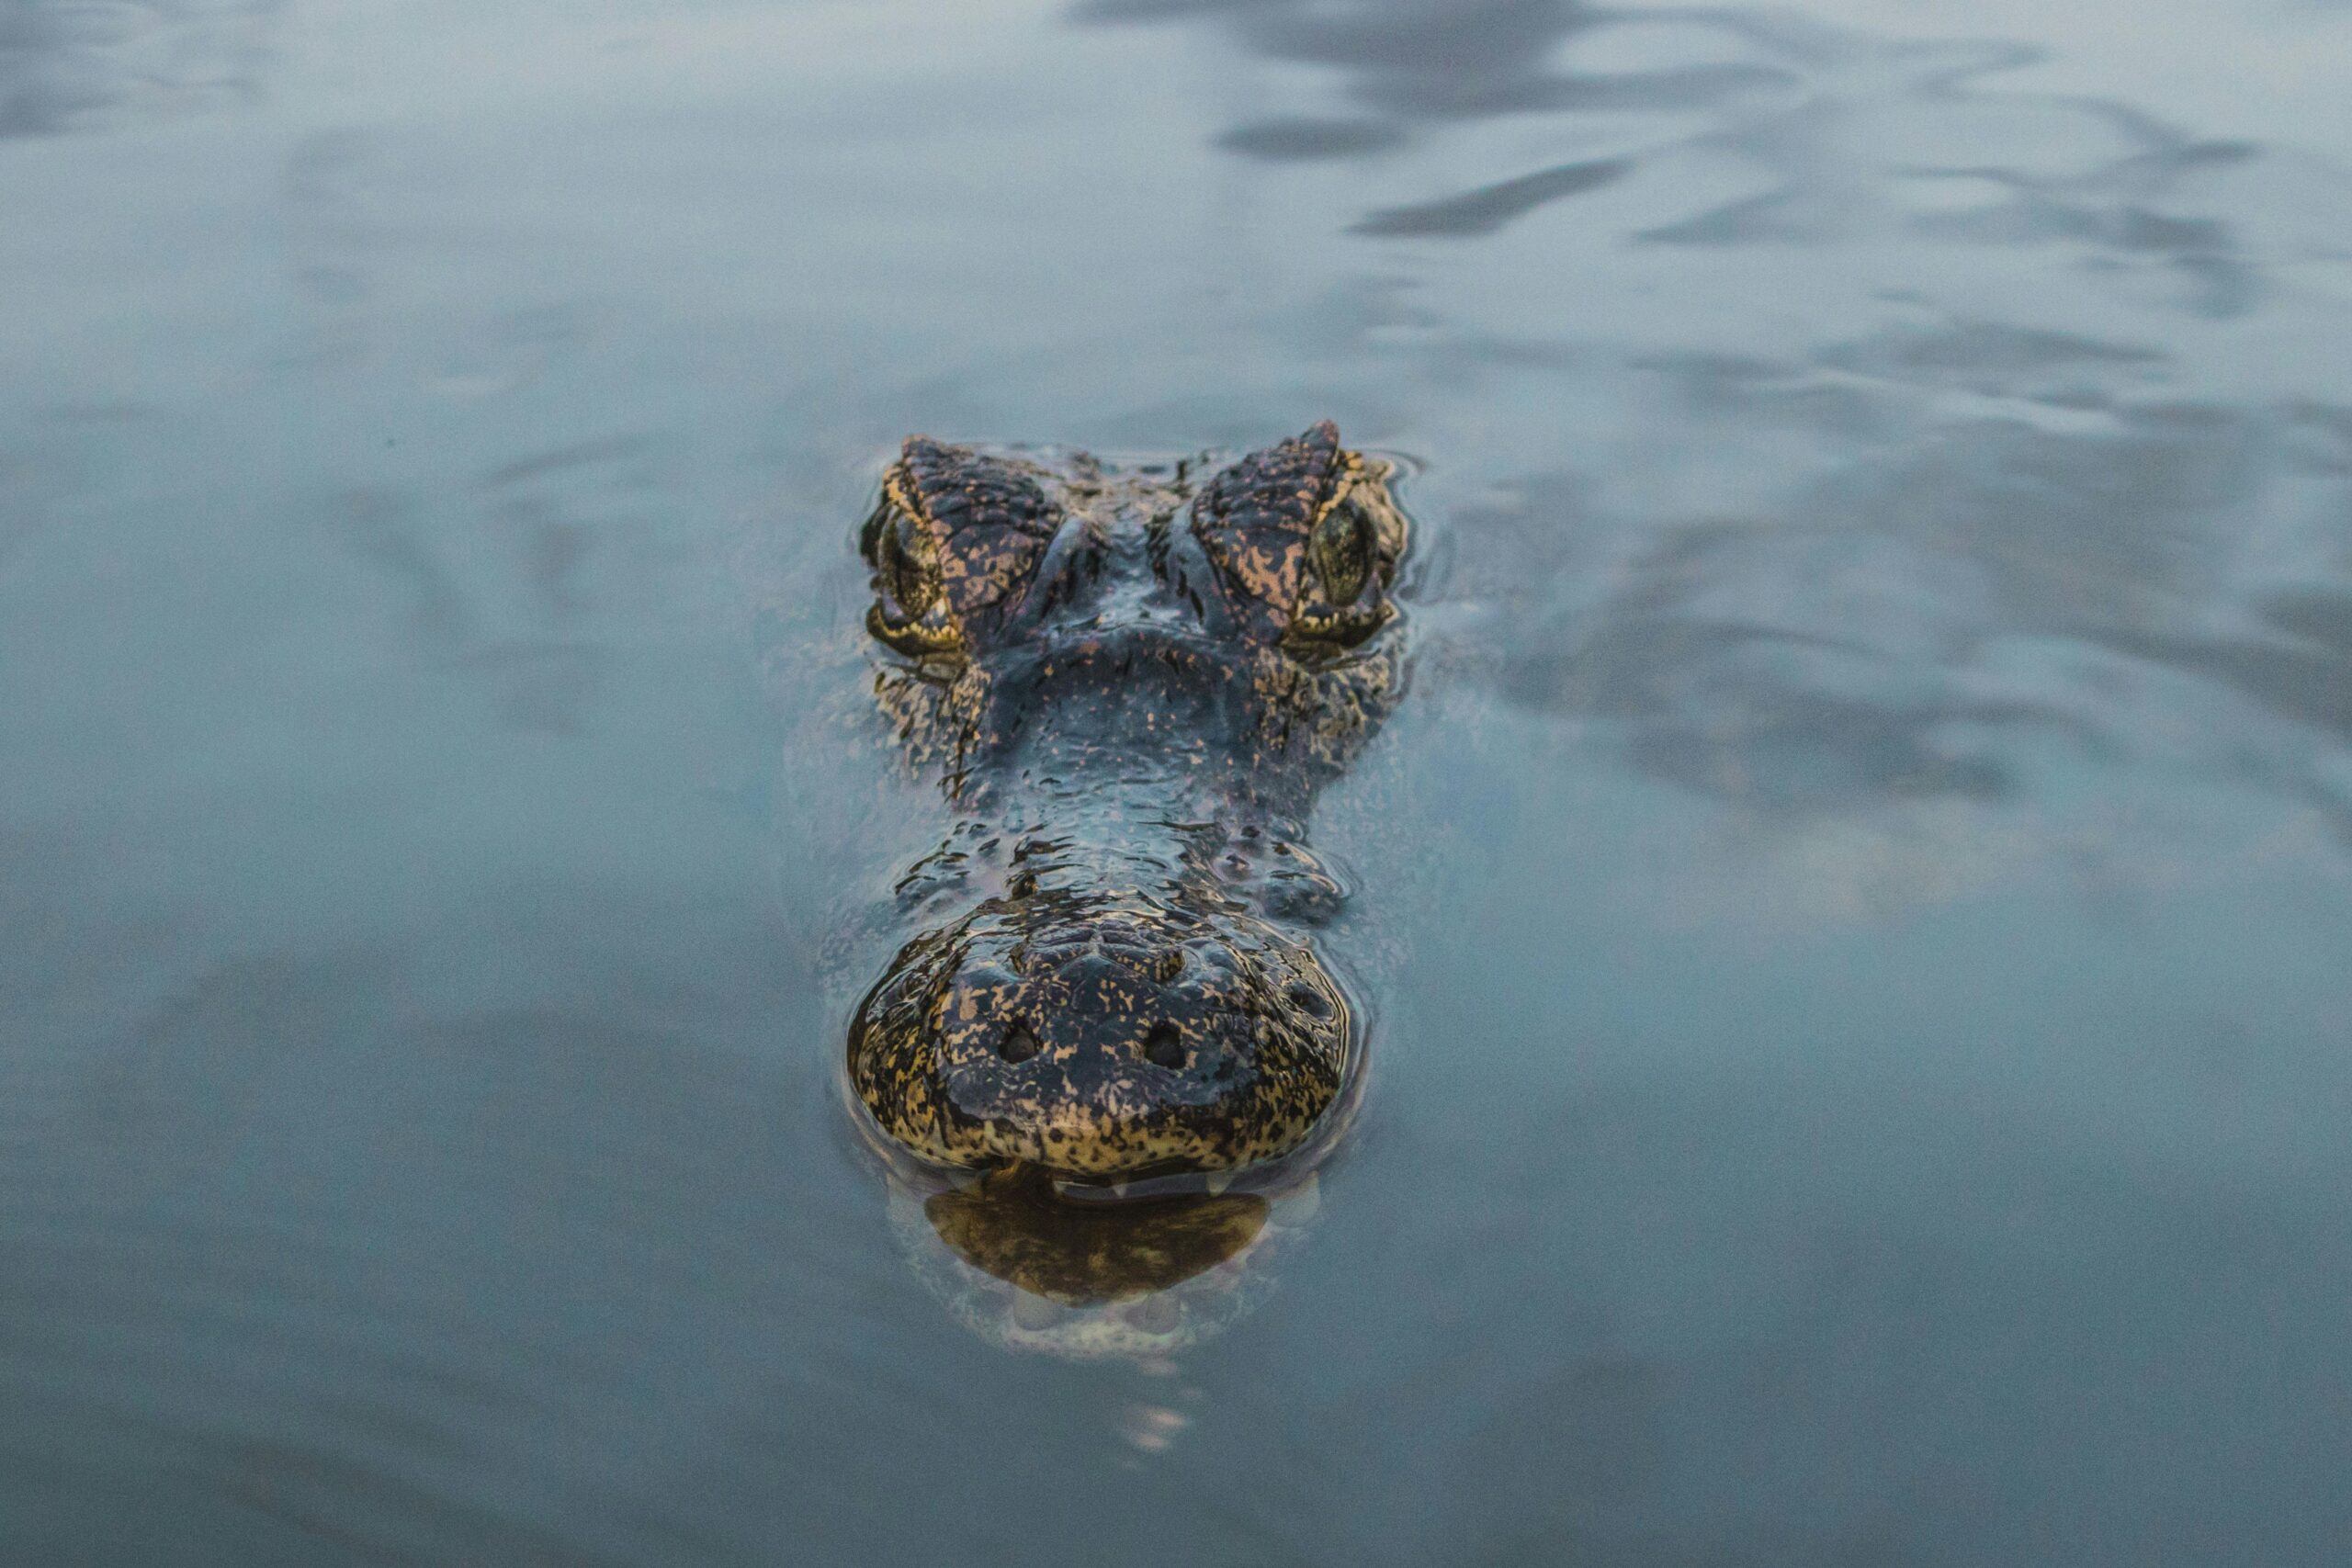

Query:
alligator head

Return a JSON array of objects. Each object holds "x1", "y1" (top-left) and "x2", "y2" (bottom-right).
[{"x1": 846, "y1": 423, "x2": 1409, "y2": 1188}]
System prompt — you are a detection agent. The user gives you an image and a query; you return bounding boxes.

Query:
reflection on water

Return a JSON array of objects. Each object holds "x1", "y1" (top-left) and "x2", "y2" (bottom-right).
[
  {"x1": 889, "y1": 1165, "x2": 1325, "y2": 1359},
  {"x1": 5, "y1": 0, "x2": 2352, "y2": 1560},
  {"x1": 0, "y1": 0, "x2": 276, "y2": 140},
  {"x1": 1077, "y1": 0, "x2": 1620, "y2": 124},
  {"x1": 927, "y1": 1173, "x2": 1272, "y2": 1306}
]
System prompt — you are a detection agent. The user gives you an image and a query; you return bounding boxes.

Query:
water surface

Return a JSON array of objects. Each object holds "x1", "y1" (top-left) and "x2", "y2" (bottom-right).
[{"x1": 6, "y1": 0, "x2": 2351, "y2": 1562}]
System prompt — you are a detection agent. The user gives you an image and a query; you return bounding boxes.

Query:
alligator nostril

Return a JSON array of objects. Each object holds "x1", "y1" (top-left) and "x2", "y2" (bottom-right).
[
  {"x1": 1143, "y1": 1021, "x2": 1186, "y2": 1070},
  {"x1": 1000, "y1": 1021, "x2": 1042, "y2": 1064},
  {"x1": 1287, "y1": 983, "x2": 1332, "y2": 1020}
]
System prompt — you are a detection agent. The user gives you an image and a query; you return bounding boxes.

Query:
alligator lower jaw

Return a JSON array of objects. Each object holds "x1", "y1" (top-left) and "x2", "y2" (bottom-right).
[{"x1": 922, "y1": 1116, "x2": 1327, "y2": 1187}]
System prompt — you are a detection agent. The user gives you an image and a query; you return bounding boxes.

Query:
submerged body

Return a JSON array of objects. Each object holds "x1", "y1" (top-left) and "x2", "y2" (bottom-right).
[{"x1": 846, "y1": 423, "x2": 1412, "y2": 1185}]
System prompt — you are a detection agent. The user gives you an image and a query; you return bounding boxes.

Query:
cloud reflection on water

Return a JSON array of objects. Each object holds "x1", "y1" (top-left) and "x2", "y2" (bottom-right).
[
  {"x1": 1074, "y1": 0, "x2": 2352, "y2": 849},
  {"x1": 0, "y1": 0, "x2": 276, "y2": 140}
]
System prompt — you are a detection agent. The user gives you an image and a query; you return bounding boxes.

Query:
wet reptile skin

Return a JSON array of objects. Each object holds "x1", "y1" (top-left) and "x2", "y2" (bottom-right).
[{"x1": 847, "y1": 423, "x2": 1410, "y2": 1181}]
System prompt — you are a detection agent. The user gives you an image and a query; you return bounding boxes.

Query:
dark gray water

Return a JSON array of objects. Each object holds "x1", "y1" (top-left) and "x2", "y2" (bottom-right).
[{"x1": 6, "y1": 0, "x2": 2352, "y2": 1562}]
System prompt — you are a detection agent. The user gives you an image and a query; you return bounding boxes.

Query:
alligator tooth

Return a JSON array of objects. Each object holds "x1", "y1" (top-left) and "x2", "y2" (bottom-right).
[
  {"x1": 1203, "y1": 1170, "x2": 1235, "y2": 1196},
  {"x1": 1109, "y1": 1181, "x2": 1133, "y2": 1200}
]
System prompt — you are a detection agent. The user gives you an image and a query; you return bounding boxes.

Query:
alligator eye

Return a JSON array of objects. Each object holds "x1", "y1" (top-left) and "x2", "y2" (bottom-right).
[
  {"x1": 862, "y1": 488, "x2": 967, "y2": 660},
  {"x1": 1308, "y1": 502, "x2": 1373, "y2": 606},
  {"x1": 876, "y1": 513, "x2": 936, "y2": 621}
]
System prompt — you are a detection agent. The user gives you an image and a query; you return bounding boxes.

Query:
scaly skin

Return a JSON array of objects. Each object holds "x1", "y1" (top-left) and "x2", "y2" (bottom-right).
[{"x1": 847, "y1": 423, "x2": 1410, "y2": 1182}]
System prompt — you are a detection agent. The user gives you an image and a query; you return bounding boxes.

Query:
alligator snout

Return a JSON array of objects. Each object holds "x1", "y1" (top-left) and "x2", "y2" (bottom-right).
[
  {"x1": 960, "y1": 927, "x2": 1271, "y2": 1080},
  {"x1": 848, "y1": 908, "x2": 1351, "y2": 1182}
]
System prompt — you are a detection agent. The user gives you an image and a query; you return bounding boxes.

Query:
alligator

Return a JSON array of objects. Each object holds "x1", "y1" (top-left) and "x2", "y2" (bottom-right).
[{"x1": 845, "y1": 422, "x2": 1411, "y2": 1201}]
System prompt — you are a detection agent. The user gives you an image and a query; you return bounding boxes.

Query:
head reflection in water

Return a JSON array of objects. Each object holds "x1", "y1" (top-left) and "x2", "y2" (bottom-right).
[
  {"x1": 839, "y1": 425, "x2": 1411, "y2": 1352},
  {"x1": 887, "y1": 1165, "x2": 1326, "y2": 1359}
]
